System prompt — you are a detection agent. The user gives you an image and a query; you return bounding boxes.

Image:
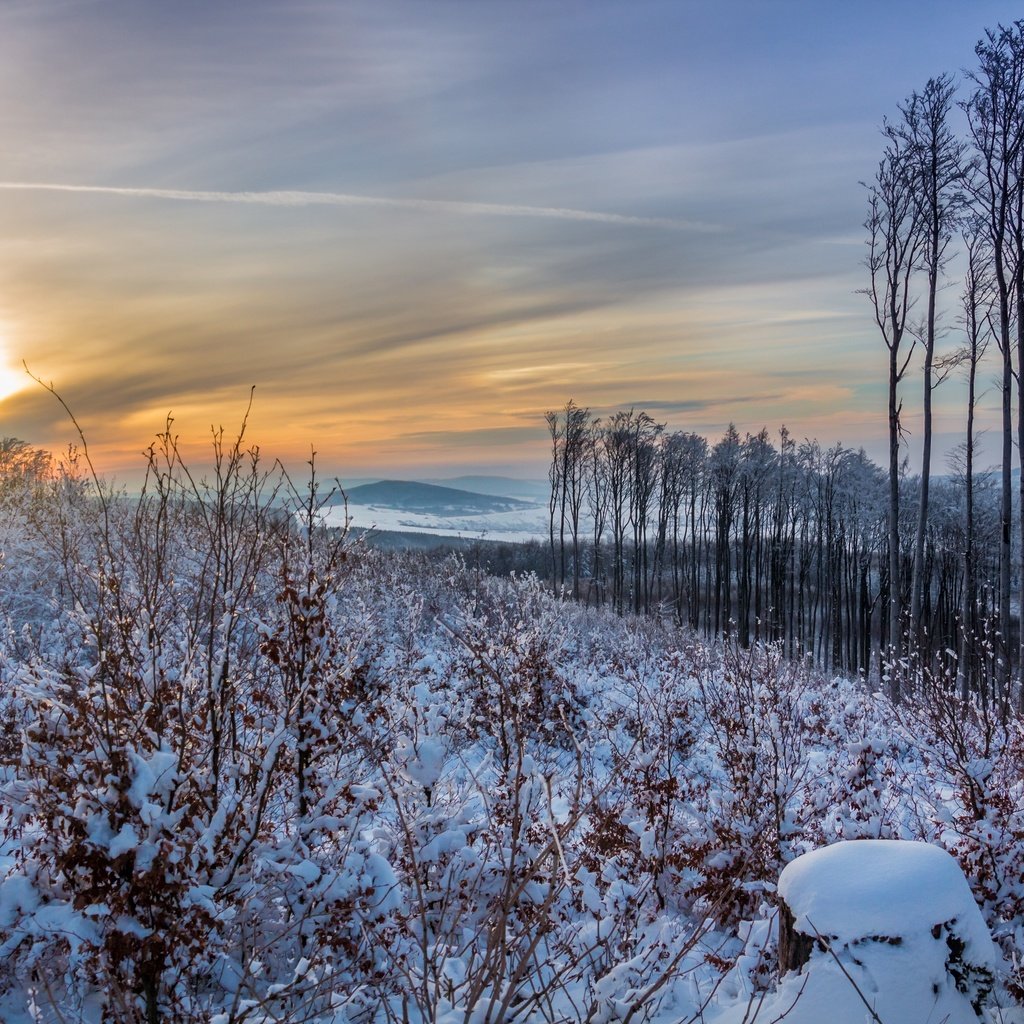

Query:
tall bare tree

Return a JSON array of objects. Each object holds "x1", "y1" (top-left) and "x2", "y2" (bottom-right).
[
  {"x1": 894, "y1": 75, "x2": 966, "y2": 637},
  {"x1": 545, "y1": 409, "x2": 563, "y2": 597},
  {"x1": 629, "y1": 411, "x2": 662, "y2": 614},
  {"x1": 561, "y1": 400, "x2": 592, "y2": 600},
  {"x1": 586, "y1": 417, "x2": 608, "y2": 607},
  {"x1": 965, "y1": 22, "x2": 1024, "y2": 706},
  {"x1": 950, "y1": 226, "x2": 994, "y2": 701},
  {"x1": 603, "y1": 410, "x2": 635, "y2": 615},
  {"x1": 865, "y1": 130, "x2": 925, "y2": 698}
]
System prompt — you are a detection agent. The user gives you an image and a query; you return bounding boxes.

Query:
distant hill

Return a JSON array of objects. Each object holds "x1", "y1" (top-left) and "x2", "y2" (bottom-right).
[
  {"x1": 342, "y1": 479, "x2": 540, "y2": 516},
  {"x1": 423, "y1": 475, "x2": 550, "y2": 504}
]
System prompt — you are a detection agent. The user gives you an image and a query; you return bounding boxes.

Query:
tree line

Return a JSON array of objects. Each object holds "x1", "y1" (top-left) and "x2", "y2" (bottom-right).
[{"x1": 546, "y1": 405, "x2": 1002, "y2": 695}]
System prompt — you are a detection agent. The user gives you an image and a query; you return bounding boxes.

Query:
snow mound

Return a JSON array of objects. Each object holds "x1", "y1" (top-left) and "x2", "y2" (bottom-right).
[
  {"x1": 714, "y1": 841, "x2": 998, "y2": 1024},
  {"x1": 778, "y1": 839, "x2": 994, "y2": 956}
]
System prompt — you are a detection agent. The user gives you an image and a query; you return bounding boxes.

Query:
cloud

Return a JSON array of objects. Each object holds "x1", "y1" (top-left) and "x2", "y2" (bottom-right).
[
  {"x1": 396, "y1": 425, "x2": 547, "y2": 447},
  {"x1": 611, "y1": 396, "x2": 785, "y2": 415},
  {"x1": 0, "y1": 181, "x2": 719, "y2": 233},
  {"x1": 5, "y1": 0, "x2": 1000, "y2": 480}
]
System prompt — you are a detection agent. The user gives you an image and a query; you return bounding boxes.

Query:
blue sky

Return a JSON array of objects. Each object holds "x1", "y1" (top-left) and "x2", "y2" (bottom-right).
[{"x1": 1, "y1": 0, "x2": 1021, "y2": 479}]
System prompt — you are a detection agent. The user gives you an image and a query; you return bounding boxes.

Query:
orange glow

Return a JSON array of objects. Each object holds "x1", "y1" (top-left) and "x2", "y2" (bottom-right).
[{"x1": 0, "y1": 338, "x2": 26, "y2": 404}]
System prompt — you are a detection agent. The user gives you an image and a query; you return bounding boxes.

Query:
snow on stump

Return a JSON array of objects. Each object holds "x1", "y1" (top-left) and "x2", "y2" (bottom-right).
[{"x1": 777, "y1": 840, "x2": 996, "y2": 1019}]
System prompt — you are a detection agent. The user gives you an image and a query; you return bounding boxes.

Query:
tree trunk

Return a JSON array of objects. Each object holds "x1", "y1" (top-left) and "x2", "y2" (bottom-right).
[
  {"x1": 888, "y1": 342, "x2": 902, "y2": 701},
  {"x1": 778, "y1": 900, "x2": 817, "y2": 977}
]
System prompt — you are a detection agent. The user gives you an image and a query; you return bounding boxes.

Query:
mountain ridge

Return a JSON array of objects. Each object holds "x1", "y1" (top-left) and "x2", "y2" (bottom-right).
[{"x1": 339, "y1": 479, "x2": 540, "y2": 516}]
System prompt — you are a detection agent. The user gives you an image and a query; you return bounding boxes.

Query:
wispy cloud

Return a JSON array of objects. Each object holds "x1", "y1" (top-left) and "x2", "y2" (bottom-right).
[
  {"x1": 615, "y1": 395, "x2": 785, "y2": 415},
  {"x1": 398, "y1": 425, "x2": 546, "y2": 447},
  {"x1": 0, "y1": 181, "x2": 718, "y2": 233}
]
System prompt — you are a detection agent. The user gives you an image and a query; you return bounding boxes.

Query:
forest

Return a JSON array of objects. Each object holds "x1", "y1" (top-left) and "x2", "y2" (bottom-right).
[{"x1": 544, "y1": 407, "x2": 993, "y2": 697}]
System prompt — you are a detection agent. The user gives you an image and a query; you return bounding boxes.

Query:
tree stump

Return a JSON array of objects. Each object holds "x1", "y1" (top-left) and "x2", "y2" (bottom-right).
[
  {"x1": 777, "y1": 898, "x2": 817, "y2": 975},
  {"x1": 776, "y1": 839, "x2": 995, "y2": 1014}
]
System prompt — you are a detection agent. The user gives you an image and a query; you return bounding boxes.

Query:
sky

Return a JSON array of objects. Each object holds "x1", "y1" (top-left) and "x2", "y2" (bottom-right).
[{"x1": 1, "y1": 0, "x2": 1023, "y2": 484}]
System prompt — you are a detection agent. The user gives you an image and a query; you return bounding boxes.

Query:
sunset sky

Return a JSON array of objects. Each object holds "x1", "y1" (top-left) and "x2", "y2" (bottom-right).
[{"x1": 2, "y1": 0, "x2": 1023, "y2": 483}]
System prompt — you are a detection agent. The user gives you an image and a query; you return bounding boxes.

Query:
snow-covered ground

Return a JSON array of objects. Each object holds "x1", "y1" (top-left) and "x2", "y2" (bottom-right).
[
  {"x1": 3, "y1": 479, "x2": 1024, "y2": 1024},
  {"x1": 322, "y1": 500, "x2": 551, "y2": 542}
]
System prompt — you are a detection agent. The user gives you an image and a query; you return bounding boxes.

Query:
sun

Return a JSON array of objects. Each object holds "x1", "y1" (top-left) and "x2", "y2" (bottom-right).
[{"x1": 0, "y1": 345, "x2": 25, "y2": 403}]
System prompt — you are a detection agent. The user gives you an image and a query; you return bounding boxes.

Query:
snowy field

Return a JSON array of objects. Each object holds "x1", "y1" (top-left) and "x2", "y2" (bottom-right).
[
  {"x1": 321, "y1": 500, "x2": 551, "y2": 542},
  {"x1": 2, "y1": 475, "x2": 1024, "y2": 1024}
]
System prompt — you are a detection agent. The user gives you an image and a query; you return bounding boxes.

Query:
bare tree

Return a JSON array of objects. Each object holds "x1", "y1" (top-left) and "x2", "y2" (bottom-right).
[
  {"x1": 865, "y1": 129, "x2": 925, "y2": 698},
  {"x1": 894, "y1": 75, "x2": 966, "y2": 638},
  {"x1": 603, "y1": 410, "x2": 635, "y2": 615},
  {"x1": 545, "y1": 409, "x2": 563, "y2": 597},
  {"x1": 628, "y1": 411, "x2": 662, "y2": 614},
  {"x1": 709, "y1": 424, "x2": 741, "y2": 636},
  {"x1": 562, "y1": 400, "x2": 592, "y2": 600},
  {"x1": 951, "y1": 226, "x2": 995, "y2": 702},
  {"x1": 965, "y1": 22, "x2": 1024, "y2": 707},
  {"x1": 586, "y1": 417, "x2": 608, "y2": 608}
]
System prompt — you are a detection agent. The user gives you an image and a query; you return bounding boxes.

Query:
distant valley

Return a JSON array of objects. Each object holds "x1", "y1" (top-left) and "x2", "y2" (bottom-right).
[{"x1": 321, "y1": 477, "x2": 550, "y2": 543}]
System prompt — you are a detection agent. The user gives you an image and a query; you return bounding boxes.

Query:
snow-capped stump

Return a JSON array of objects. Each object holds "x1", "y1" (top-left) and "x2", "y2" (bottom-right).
[{"x1": 777, "y1": 840, "x2": 996, "y2": 1016}]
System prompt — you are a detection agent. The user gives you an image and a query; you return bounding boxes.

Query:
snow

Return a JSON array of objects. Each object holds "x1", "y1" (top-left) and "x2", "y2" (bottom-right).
[
  {"x1": 714, "y1": 942, "x2": 981, "y2": 1024},
  {"x1": 2, "y1": 498, "x2": 1022, "y2": 1023},
  {"x1": 0, "y1": 874, "x2": 38, "y2": 929},
  {"x1": 778, "y1": 839, "x2": 995, "y2": 956},
  {"x1": 320, "y1": 502, "x2": 550, "y2": 542},
  {"x1": 126, "y1": 748, "x2": 178, "y2": 808},
  {"x1": 287, "y1": 859, "x2": 321, "y2": 884},
  {"x1": 719, "y1": 840, "x2": 999, "y2": 1024},
  {"x1": 399, "y1": 735, "x2": 447, "y2": 790},
  {"x1": 108, "y1": 824, "x2": 140, "y2": 858}
]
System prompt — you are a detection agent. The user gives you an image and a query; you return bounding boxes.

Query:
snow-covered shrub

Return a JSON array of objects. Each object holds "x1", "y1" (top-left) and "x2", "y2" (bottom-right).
[
  {"x1": 445, "y1": 572, "x2": 586, "y2": 771},
  {"x1": 808, "y1": 687, "x2": 907, "y2": 843},
  {"x1": 0, "y1": 428, "x2": 395, "y2": 1023},
  {"x1": 0, "y1": 446, "x2": 85, "y2": 659},
  {"x1": 378, "y1": 575, "x2": 595, "y2": 1022},
  {"x1": 901, "y1": 672, "x2": 1024, "y2": 1002},
  {"x1": 594, "y1": 644, "x2": 703, "y2": 916},
  {"x1": 2, "y1": 423, "x2": 1023, "y2": 1021},
  {"x1": 684, "y1": 640, "x2": 825, "y2": 924}
]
